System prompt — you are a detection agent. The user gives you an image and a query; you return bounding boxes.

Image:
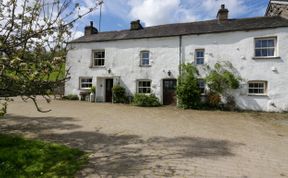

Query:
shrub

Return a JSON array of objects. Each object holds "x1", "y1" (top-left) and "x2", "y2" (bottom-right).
[
  {"x1": 62, "y1": 94, "x2": 79, "y2": 100},
  {"x1": 176, "y1": 64, "x2": 201, "y2": 109},
  {"x1": 132, "y1": 93, "x2": 161, "y2": 107},
  {"x1": 112, "y1": 85, "x2": 127, "y2": 103},
  {"x1": 224, "y1": 95, "x2": 237, "y2": 111},
  {"x1": 205, "y1": 62, "x2": 240, "y2": 95},
  {"x1": 90, "y1": 86, "x2": 96, "y2": 94},
  {"x1": 207, "y1": 92, "x2": 221, "y2": 108}
]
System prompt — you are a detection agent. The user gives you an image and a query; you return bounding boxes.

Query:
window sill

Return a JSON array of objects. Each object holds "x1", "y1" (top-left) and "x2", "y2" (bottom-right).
[
  {"x1": 89, "y1": 66, "x2": 106, "y2": 69},
  {"x1": 252, "y1": 56, "x2": 281, "y2": 60},
  {"x1": 139, "y1": 65, "x2": 152, "y2": 67},
  {"x1": 248, "y1": 94, "x2": 268, "y2": 97}
]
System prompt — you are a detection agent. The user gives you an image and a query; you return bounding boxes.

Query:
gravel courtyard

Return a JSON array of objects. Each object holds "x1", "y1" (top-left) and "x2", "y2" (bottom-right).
[{"x1": 1, "y1": 98, "x2": 288, "y2": 178}]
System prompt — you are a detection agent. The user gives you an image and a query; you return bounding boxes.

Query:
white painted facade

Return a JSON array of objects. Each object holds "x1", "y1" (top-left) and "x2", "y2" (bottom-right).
[{"x1": 66, "y1": 27, "x2": 288, "y2": 112}]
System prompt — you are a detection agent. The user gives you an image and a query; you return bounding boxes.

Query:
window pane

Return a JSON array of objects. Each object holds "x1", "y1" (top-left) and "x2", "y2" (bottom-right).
[
  {"x1": 261, "y1": 49, "x2": 268, "y2": 56},
  {"x1": 267, "y1": 49, "x2": 274, "y2": 56},
  {"x1": 142, "y1": 52, "x2": 149, "y2": 59},
  {"x1": 197, "y1": 51, "x2": 204, "y2": 57},
  {"x1": 261, "y1": 40, "x2": 268, "y2": 47},
  {"x1": 255, "y1": 49, "x2": 261, "y2": 57},
  {"x1": 267, "y1": 40, "x2": 274, "y2": 47},
  {"x1": 255, "y1": 40, "x2": 262, "y2": 48}
]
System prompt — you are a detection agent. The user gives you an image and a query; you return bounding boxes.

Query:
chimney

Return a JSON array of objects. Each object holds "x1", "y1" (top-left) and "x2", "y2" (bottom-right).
[
  {"x1": 217, "y1": 4, "x2": 229, "y2": 22},
  {"x1": 84, "y1": 21, "x2": 98, "y2": 36},
  {"x1": 130, "y1": 20, "x2": 143, "y2": 30}
]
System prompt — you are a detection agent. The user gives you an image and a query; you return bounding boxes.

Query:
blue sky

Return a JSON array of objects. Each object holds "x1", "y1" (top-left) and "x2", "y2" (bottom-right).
[{"x1": 72, "y1": 0, "x2": 270, "y2": 38}]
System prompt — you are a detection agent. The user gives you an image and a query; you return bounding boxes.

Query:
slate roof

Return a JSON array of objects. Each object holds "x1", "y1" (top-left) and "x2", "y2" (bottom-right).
[{"x1": 71, "y1": 16, "x2": 288, "y2": 43}]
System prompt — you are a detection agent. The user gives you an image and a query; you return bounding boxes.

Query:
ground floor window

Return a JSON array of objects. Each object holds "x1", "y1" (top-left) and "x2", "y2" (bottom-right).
[
  {"x1": 137, "y1": 80, "x2": 151, "y2": 94},
  {"x1": 248, "y1": 81, "x2": 267, "y2": 95},
  {"x1": 80, "y1": 77, "x2": 92, "y2": 89},
  {"x1": 198, "y1": 79, "x2": 205, "y2": 94}
]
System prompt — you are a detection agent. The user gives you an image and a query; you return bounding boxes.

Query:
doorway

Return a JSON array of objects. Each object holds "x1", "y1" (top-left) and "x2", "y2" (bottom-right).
[
  {"x1": 105, "y1": 79, "x2": 113, "y2": 102},
  {"x1": 163, "y1": 79, "x2": 177, "y2": 105}
]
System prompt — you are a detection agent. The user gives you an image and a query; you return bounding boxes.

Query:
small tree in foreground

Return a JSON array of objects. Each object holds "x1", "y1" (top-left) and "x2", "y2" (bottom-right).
[
  {"x1": 176, "y1": 64, "x2": 201, "y2": 109},
  {"x1": 0, "y1": 0, "x2": 102, "y2": 116}
]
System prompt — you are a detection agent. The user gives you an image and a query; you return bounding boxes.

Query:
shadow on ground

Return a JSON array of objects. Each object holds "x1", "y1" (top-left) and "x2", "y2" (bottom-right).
[{"x1": 0, "y1": 115, "x2": 243, "y2": 177}]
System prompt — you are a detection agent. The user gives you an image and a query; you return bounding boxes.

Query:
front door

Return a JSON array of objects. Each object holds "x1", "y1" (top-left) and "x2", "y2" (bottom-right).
[
  {"x1": 163, "y1": 79, "x2": 177, "y2": 105},
  {"x1": 105, "y1": 79, "x2": 113, "y2": 102}
]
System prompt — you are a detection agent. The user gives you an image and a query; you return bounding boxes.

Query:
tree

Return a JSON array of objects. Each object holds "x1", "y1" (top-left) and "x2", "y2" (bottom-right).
[
  {"x1": 0, "y1": 0, "x2": 102, "y2": 115},
  {"x1": 176, "y1": 64, "x2": 202, "y2": 109}
]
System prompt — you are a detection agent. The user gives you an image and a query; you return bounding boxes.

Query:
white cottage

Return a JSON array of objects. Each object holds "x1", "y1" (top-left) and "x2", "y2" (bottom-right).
[{"x1": 66, "y1": 3, "x2": 288, "y2": 112}]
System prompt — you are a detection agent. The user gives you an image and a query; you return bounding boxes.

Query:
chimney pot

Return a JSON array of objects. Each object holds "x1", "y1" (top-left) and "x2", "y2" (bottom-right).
[
  {"x1": 84, "y1": 21, "x2": 98, "y2": 36},
  {"x1": 130, "y1": 20, "x2": 143, "y2": 30},
  {"x1": 217, "y1": 4, "x2": 229, "y2": 23}
]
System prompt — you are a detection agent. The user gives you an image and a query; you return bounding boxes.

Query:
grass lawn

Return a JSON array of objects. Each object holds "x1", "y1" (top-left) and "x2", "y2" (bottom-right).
[{"x1": 0, "y1": 134, "x2": 88, "y2": 178}]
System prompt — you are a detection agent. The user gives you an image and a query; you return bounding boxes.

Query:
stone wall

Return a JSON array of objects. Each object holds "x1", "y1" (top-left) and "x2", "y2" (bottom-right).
[{"x1": 267, "y1": 3, "x2": 288, "y2": 19}]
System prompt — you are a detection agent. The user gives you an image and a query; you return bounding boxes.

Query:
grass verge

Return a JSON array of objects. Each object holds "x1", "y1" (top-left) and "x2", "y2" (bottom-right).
[{"x1": 0, "y1": 134, "x2": 88, "y2": 178}]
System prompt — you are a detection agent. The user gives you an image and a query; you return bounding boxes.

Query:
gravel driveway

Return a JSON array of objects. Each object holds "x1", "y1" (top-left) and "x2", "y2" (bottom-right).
[{"x1": 1, "y1": 98, "x2": 288, "y2": 178}]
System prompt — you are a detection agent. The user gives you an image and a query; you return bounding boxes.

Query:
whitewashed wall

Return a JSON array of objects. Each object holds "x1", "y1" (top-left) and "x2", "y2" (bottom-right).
[
  {"x1": 182, "y1": 27, "x2": 288, "y2": 111},
  {"x1": 66, "y1": 37, "x2": 180, "y2": 103},
  {"x1": 66, "y1": 27, "x2": 288, "y2": 111}
]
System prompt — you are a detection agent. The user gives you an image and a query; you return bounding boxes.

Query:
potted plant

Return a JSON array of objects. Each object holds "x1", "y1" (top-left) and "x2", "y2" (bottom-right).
[{"x1": 89, "y1": 86, "x2": 96, "y2": 102}]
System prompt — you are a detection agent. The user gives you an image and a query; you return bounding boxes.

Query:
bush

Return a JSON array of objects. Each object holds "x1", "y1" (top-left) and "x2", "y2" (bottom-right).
[
  {"x1": 132, "y1": 93, "x2": 161, "y2": 107},
  {"x1": 224, "y1": 95, "x2": 237, "y2": 111},
  {"x1": 205, "y1": 62, "x2": 240, "y2": 94},
  {"x1": 62, "y1": 94, "x2": 79, "y2": 100},
  {"x1": 207, "y1": 92, "x2": 221, "y2": 108},
  {"x1": 112, "y1": 85, "x2": 127, "y2": 103},
  {"x1": 90, "y1": 86, "x2": 96, "y2": 94},
  {"x1": 176, "y1": 64, "x2": 201, "y2": 109}
]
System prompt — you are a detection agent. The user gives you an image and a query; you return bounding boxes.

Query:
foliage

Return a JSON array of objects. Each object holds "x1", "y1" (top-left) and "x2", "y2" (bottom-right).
[
  {"x1": 132, "y1": 93, "x2": 161, "y2": 107},
  {"x1": 90, "y1": 86, "x2": 96, "y2": 94},
  {"x1": 176, "y1": 64, "x2": 202, "y2": 109},
  {"x1": 224, "y1": 95, "x2": 237, "y2": 111},
  {"x1": 0, "y1": 134, "x2": 88, "y2": 177},
  {"x1": 0, "y1": 0, "x2": 102, "y2": 116},
  {"x1": 112, "y1": 85, "x2": 127, "y2": 103},
  {"x1": 62, "y1": 94, "x2": 79, "y2": 101},
  {"x1": 205, "y1": 62, "x2": 240, "y2": 110},
  {"x1": 205, "y1": 62, "x2": 240, "y2": 95},
  {"x1": 207, "y1": 92, "x2": 221, "y2": 108}
]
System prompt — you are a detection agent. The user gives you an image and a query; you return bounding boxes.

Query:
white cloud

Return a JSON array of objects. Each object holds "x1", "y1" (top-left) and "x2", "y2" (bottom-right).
[{"x1": 128, "y1": 0, "x2": 191, "y2": 26}]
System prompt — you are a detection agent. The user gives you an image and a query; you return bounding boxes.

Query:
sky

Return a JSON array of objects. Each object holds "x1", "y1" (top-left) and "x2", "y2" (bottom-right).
[{"x1": 71, "y1": 0, "x2": 270, "y2": 39}]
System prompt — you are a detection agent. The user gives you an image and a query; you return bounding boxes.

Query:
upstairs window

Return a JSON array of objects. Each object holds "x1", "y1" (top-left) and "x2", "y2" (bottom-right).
[
  {"x1": 255, "y1": 38, "x2": 276, "y2": 57},
  {"x1": 140, "y1": 51, "x2": 150, "y2": 66},
  {"x1": 93, "y1": 50, "x2": 105, "y2": 67},
  {"x1": 195, "y1": 49, "x2": 205, "y2": 65},
  {"x1": 248, "y1": 81, "x2": 267, "y2": 95},
  {"x1": 80, "y1": 77, "x2": 92, "y2": 89},
  {"x1": 137, "y1": 80, "x2": 151, "y2": 94}
]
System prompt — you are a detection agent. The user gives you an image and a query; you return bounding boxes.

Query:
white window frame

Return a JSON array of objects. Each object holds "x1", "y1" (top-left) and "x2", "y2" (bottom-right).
[
  {"x1": 198, "y1": 79, "x2": 206, "y2": 95},
  {"x1": 137, "y1": 80, "x2": 151, "y2": 94},
  {"x1": 195, "y1": 49, "x2": 205, "y2": 65},
  {"x1": 140, "y1": 51, "x2": 150, "y2": 66},
  {"x1": 80, "y1": 77, "x2": 93, "y2": 89},
  {"x1": 248, "y1": 81, "x2": 267, "y2": 96},
  {"x1": 254, "y1": 37, "x2": 277, "y2": 58},
  {"x1": 92, "y1": 50, "x2": 105, "y2": 67}
]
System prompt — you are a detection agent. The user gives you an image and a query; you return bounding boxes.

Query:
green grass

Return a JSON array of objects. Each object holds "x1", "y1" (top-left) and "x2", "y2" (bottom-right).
[{"x1": 0, "y1": 134, "x2": 88, "y2": 178}]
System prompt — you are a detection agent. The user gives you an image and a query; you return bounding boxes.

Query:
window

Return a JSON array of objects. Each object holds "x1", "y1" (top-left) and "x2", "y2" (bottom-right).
[
  {"x1": 255, "y1": 38, "x2": 276, "y2": 57},
  {"x1": 137, "y1": 80, "x2": 151, "y2": 93},
  {"x1": 140, "y1": 51, "x2": 150, "y2": 66},
  {"x1": 248, "y1": 81, "x2": 267, "y2": 95},
  {"x1": 195, "y1": 49, "x2": 205, "y2": 65},
  {"x1": 198, "y1": 79, "x2": 206, "y2": 94},
  {"x1": 80, "y1": 77, "x2": 92, "y2": 89},
  {"x1": 93, "y1": 50, "x2": 105, "y2": 67}
]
